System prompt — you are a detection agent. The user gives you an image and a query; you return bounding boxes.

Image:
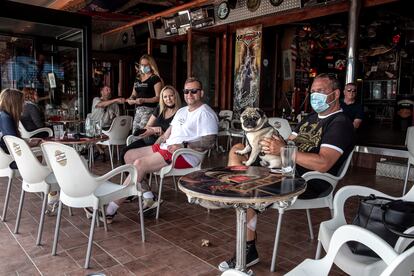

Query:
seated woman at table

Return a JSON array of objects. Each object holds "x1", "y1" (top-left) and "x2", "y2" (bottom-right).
[
  {"x1": 0, "y1": 89, "x2": 56, "y2": 210},
  {"x1": 20, "y1": 87, "x2": 50, "y2": 138},
  {"x1": 121, "y1": 85, "x2": 182, "y2": 163},
  {"x1": 90, "y1": 85, "x2": 125, "y2": 160}
]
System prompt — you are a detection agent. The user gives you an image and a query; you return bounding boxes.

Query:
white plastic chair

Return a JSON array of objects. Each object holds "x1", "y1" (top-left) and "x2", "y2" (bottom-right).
[
  {"x1": 97, "y1": 115, "x2": 133, "y2": 169},
  {"x1": 221, "y1": 269, "x2": 250, "y2": 276},
  {"x1": 0, "y1": 147, "x2": 18, "y2": 222},
  {"x1": 267, "y1": 117, "x2": 292, "y2": 140},
  {"x1": 41, "y1": 142, "x2": 145, "y2": 269},
  {"x1": 270, "y1": 149, "x2": 355, "y2": 272},
  {"x1": 217, "y1": 110, "x2": 233, "y2": 152},
  {"x1": 19, "y1": 121, "x2": 53, "y2": 138},
  {"x1": 3, "y1": 135, "x2": 59, "y2": 245},
  {"x1": 403, "y1": 126, "x2": 414, "y2": 195},
  {"x1": 315, "y1": 184, "x2": 414, "y2": 275},
  {"x1": 286, "y1": 224, "x2": 414, "y2": 276},
  {"x1": 151, "y1": 148, "x2": 207, "y2": 219}
]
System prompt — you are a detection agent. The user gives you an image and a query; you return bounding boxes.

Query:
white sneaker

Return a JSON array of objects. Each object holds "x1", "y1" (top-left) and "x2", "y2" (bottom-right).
[{"x1": 45, "y1": 193, "x2": 59, "y2": 216}]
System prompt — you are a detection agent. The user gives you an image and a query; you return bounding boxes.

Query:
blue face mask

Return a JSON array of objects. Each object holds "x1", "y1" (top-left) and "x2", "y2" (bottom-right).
[
  {"x1": 310, "y1": 91, "x2": 335, "y2": 113},
  {"x1": 140, "y1": 65, "x2": 151, "y2": 74}
]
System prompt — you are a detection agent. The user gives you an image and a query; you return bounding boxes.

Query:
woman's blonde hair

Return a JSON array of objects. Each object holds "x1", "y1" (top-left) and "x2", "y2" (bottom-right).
[
  {"x1": 159, "y1": 85, "x2": 181, "y2": 116},
  {"x1": 0, "y1": 88, "x2": 24, "y2": 135},
  {"x1": 22, "y1": 87, "x2": 37, "y2": 102}
]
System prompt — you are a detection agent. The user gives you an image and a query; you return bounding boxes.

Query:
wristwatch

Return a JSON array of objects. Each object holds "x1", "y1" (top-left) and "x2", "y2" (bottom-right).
[{"x1": 182, "y1": 141, "x2": 188, "y2": 148}]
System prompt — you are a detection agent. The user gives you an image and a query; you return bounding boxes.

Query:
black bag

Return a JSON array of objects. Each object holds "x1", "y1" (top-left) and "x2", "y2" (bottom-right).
[{"x1": 348, "y1": 194, "x2": 414, "y2": 257}]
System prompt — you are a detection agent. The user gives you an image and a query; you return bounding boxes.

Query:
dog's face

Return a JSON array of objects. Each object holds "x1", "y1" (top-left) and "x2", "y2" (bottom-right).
[{"x1": 240, "y1": 107, "x2": 268, "y2": 132}]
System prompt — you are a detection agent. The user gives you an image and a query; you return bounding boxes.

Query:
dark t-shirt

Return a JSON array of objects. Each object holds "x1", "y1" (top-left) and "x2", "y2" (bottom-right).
[
  {"x1": 0, "y1": 110, "x2": 18, "y2": 153},
  {"x1": 152, "y1": 105, "x2": 174, "y2": 132},
  {"x1": 133, "y1": 75, "x2": 161, "y2": 108},
  {"x1": 21, "y1": 102, "x2": 44, "y2": 132},
  {"x1": 293, "y1": 111, "x2": 355, "y2": 177},
  {"x1": 340, "y1": 100, "x2": 364, "y2": 122}
]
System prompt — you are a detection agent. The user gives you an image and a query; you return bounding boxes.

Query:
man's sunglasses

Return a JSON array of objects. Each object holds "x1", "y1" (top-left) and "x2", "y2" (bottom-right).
[
  {"x1": 183, "y1": 88, "x2": 201, "y2": 94},
  {"x1": 346, "y1": 89, "x2": 356, "y2": 93}
]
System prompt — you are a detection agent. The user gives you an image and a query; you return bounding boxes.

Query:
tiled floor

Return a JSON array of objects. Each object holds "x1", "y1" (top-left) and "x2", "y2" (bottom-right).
[{"x1": 0, "y1": 149, "x2": 410, "y2": 275}]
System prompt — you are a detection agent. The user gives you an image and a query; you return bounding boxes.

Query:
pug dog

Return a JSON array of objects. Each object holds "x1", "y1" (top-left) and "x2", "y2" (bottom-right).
[{"x1": 235, "y1": 107, "x2": 282, "y2": 168}]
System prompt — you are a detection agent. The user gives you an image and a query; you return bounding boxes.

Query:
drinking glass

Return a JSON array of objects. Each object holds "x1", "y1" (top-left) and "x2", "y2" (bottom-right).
[
  {"x1": 53, "y1": 124, "x2": 64, "y2": 140},
  {"x1": 280, "y1": 144, "x2": 297, "y2": 177}
]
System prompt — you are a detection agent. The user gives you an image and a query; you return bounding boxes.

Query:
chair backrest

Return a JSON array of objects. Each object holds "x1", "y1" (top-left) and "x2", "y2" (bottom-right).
[
  {"x1": 336, "y1": 148, "x2": 355, "y2": 179},
  {"x1": 218, "y1": 110, "x2": 233, "y2": 121},
  {"x1": 106, "y1": 115, "x2": 133, "y2": 144},
  {"x1": 3, "y1": 136, "x2": 51, "y2": 183},
  {"x1": 0, "y1": 147, "x2": 13, "y2": 170},
  {"x1": 41, "y1": 142, "x2": 98, "y2": 197},
  {"x1": 406, "y1": 126, "x2": 414, "y2": 156},
  {"x1": 18, "y1": 121, "x2": 31, "y2": 139},
  {"x1": 267, "y1": 117, "x2": 292, "y2": 140}
]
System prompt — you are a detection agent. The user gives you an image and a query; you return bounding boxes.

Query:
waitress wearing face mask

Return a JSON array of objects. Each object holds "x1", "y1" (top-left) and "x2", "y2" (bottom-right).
[{"x1": 127, "y1": 54, "x2": 163, "y2": 133}]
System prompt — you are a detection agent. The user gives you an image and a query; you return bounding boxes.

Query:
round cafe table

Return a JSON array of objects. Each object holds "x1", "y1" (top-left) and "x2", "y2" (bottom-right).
[
  {"x1": 178, "y1": 166, "x2": 306, "y2": 274},
  {"x1": 43, "y1": 134, "x2": 109, "y2": 168}
]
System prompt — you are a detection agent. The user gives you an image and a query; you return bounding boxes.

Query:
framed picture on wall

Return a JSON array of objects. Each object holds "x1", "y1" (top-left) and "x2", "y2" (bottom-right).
[{"x1": 282, "y1": 50, "x2": 292, "y2": 80}]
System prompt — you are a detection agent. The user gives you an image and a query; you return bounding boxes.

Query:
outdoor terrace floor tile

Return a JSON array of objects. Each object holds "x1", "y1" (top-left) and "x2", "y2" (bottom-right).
[{"x1": 0, "y1": 149, "x2": 411, "y2": 275}]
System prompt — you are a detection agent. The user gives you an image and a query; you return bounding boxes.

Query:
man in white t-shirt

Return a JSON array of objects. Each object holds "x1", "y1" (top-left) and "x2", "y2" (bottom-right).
[{"x1": 98, "y1": 77, "x2": 218, "y2": 223}]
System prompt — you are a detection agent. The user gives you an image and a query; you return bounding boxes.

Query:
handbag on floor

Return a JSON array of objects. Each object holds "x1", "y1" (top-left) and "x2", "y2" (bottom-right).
[{"x1": 347, "y1": 194, "x2": 414, "y2": 257}]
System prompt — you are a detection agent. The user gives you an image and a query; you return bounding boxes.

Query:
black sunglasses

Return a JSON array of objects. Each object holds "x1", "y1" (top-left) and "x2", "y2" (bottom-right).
[
  {"x1": 183, "y1": 88, "x2": 201, "y2": 94},
  {"x1": 347, "y1": 89, "x2": 356, "y2": 92}
]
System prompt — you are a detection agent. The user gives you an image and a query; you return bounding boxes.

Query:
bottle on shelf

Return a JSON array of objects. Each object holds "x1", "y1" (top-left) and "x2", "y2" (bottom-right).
[
  {"x1": 290, "y1": 109, "x2": 296, "y2": 122},
  {"x1": 281, "y1": 108, "x2": 286, "y2": 119}
]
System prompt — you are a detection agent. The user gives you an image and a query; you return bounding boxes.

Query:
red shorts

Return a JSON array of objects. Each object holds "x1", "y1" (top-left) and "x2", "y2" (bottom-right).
[{"x1": 152, "y1": 144, "x2": 193, "y2": 169}]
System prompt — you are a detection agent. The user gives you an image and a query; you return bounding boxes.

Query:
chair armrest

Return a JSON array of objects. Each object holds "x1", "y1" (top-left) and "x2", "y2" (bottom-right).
[
  {"x1": 95, "y1": 164, "x2": 137, "y2": 186},
  {"x1": 126, "y1": 135, "x2": 142, "y2": 146},
  {"x1": 287, "y1": 225, "x2": 398, "y2": 276},
  {"x1": 171, "y1": 148, "x2": 207, "y2": 166},
  {"x1": 301, "y1": 171, "x2": 340, "y2": 186},
  {"x1": 158, "y1": 148, "x2": 207, "y2": 176},
  {"x1": 394, "y1": 226, "x2": 414, "y2": 253},
  {"x1": 29, "y1": 127, "x2": 53, "y2": 137}
]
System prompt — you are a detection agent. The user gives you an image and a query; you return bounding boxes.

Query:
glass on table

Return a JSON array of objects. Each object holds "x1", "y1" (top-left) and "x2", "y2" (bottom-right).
[
  {"x1": 280, "y1": 142, "x2": 297, "y2": 177},
  {"x1": 53, "y1": 124, "x2": 65, "y2": 140}
]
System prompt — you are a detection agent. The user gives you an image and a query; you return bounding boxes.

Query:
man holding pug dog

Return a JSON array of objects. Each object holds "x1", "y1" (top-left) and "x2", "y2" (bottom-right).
[
  {"x1": 99, "y1": 77, "x2": 218, "y2": 224},
  {"x1": 219, "y1": 73, "x2": 354, "y2": 271}
]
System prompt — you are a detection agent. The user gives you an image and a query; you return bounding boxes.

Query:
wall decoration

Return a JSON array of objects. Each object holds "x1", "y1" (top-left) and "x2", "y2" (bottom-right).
[
  {"x1": 270, "y1": 0, "x2": 284, "y2": 6},
  {"x1": 233, "y1": 25, "x2": 262, "y2": 117},
  {"x1": 282, "y1": 50, "x2": 292, "y2": 80},
  {"x1": 247, "y1": 0, "x2": 261, "y2": 12},
  {"x1": 217, "y1": 1, "x2": 230, "y2": 20},
  {"x1": 48, "y1": 72, "x2": 56, "y2": 88}
]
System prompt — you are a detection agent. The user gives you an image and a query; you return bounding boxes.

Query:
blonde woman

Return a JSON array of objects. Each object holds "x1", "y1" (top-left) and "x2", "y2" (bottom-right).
[
  {"x1": 127, "y1": 54, "x2": 163, "y2": 133},
  {"x1": 121, "y1": 85, "x2": 181, "y2": 163}
]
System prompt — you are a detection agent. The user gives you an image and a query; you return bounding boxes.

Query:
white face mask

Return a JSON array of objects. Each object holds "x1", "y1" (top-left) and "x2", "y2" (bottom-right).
[
  {"x1": 310, "y1": 91, "x2": 336, "y2": 113},
  {"x1": 140, "y1": 65, "x2": 151, "y2": 74}
]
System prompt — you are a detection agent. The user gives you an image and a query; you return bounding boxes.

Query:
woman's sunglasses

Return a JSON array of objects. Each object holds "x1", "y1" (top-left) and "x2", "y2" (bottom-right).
[{"x1": 183, "y1": 89, "x2": 201, "y2": 94}]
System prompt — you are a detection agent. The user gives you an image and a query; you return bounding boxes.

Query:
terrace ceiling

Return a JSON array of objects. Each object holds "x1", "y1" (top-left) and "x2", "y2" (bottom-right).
[{"x1": 8, "y1": 0, "x2": 193, "y2": 34}]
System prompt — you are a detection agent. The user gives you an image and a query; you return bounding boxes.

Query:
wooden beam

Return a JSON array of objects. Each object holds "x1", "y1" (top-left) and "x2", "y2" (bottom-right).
[
  {"x1": 187, "y1": 29, "x2": 193, "y2": 78},
  {"x1": 103, "y1": 0, "x2": 213, "y2": 36}
]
